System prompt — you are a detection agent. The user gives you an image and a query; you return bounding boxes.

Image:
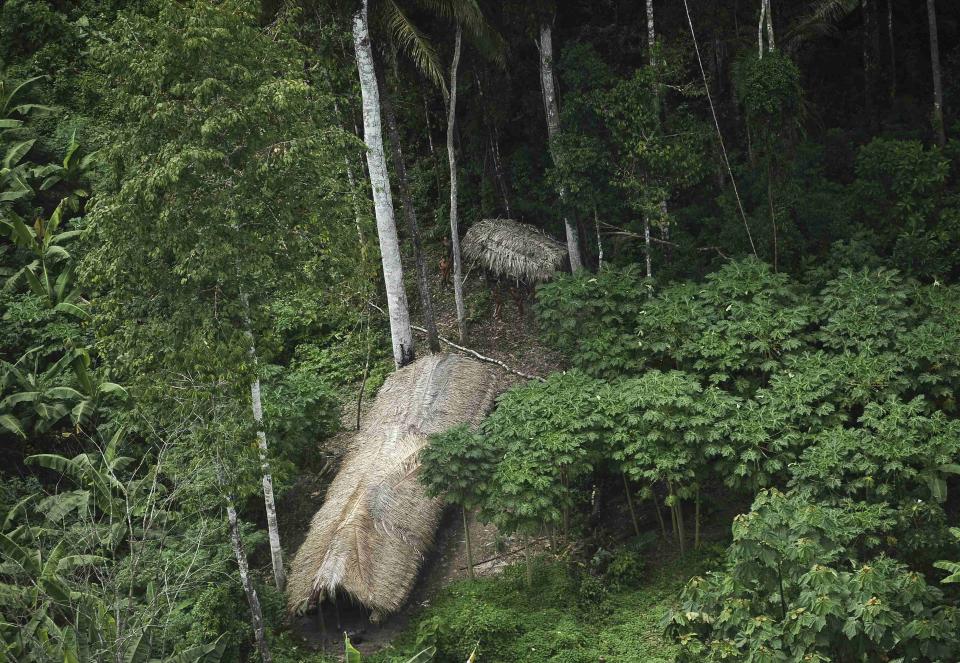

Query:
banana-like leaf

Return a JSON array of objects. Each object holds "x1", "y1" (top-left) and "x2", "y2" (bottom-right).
[
  {"x1": 9, "y1": 103, "x2": 55, "y2": 117},
  {"x1": 98, "y1": 382, "x2": 129, "y2": 399},
  {"x1": 36, "y1": 490, "x2": 90, "y2": 522},
  {"x1": 0, "y1": 532, "x2": 40, "y2": 574},
  {"x1": 0, "y1": 413, "x2": 25, "y2": 438},
  {"x1": 46, "y1": 386, "x2": 84, "y2": 401},
  {"x1": 2, "y1": 493, "x2": 37, "y2": 529},
  {"x1": 57, "y1": 554, "x2": 108, "y2": 573},
  {"x1": 1, "y1": 391, "x2": 39, "y2": 407},
  {"x1": 0, "y1": 118, "x2": 22, "y2": 129},
  {"x1": 23, "y1": 267, "x2": 47, "y2": 299},
  {"x1": 3, "y1": 139, "x2": 35, "y2": 169},
  {"x1": 123, "y1": 629, "x2": 150, "y2": 663},
  {"x1": 54, "y1": 302, "x2": 90, "y2": 320},
  {"x1": 44, "y1": 245, "x2": 71, "y2": 262},
  {"x1": 7, "y1": 215, "x2": 36, "y2": 248}
]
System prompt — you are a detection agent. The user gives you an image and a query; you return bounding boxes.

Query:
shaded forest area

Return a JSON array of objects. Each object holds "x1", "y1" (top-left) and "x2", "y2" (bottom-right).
[{"x1": 2, "y1": 0, "x2": 960, "y2": 661}]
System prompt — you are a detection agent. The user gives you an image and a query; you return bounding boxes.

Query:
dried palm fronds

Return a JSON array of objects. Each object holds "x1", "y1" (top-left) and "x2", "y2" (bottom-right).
[
  {"x1": 462, "y1": 218, "x2": 567, "y2": 284},
  {"x1": 286, "y1": 354, "x2": 505, "y2": 619}
]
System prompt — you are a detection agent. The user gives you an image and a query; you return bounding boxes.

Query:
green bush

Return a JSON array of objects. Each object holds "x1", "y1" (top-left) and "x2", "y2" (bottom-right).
[{"x1": 668, "y1": 490, "x2": 960, "y2": 662}]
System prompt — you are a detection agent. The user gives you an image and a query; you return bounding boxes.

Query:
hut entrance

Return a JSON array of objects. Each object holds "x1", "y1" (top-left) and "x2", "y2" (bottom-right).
[{"x1": 306, "y1": 589, "x2": 374, "y2": 646}]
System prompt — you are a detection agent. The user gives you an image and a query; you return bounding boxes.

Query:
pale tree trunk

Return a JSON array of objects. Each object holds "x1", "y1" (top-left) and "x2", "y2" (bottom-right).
[
  {"x1": 447, "y1": 26, "x2": 468, "y2": 343},
  {"x1": 765, "y1": 0, "x2": 775, "y2": 52},
  {"x1": 375, "y1": 55, "x2": 441, "y2": 353},
  {"x1": 758, "y1": 0, "x2": 765, "y2": 57},
  {"x1": 249, "y1": 372, "x2": 285, "y2": 592},
  {"x1": 238, "y1": 290, "x2": 285, "y2": 592},
  {"x1": 927, "y1": 0, "x2": 946, "y2": 147},
  {"x1": 644, "y1": 215, "x2": 652, "y2": 278},
  {"x1": 353, "y1": 0, "x2": 415, "y2": 368},
  {"x1": 539, "y1": 20, "x2": 584, "y2": 272},
  {"x1": 227, "y1": 502, "x2": 272, "y2": 663},
  {"x1": 646, "y1": 0, "x2": 656, "y2": 58}
]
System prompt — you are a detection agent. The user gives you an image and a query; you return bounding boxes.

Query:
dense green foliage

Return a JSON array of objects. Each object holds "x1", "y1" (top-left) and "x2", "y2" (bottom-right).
[{"x1": 3, "y1": 0, "x2": 960, "y2": 660}]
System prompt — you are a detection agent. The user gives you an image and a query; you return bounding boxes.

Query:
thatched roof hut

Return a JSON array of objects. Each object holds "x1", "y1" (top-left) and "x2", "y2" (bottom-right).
[
  {"x1": 462, "y1": 218, "x2": 567, "y2": 283},
  {"x1": 286, "y1": 354, "x2": 505, "y2": 620}
]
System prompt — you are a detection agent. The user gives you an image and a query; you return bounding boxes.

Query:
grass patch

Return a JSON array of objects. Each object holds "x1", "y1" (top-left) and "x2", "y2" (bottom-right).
[{"x1": 370, "y1": 544, "x2": 721, "y2": 662}]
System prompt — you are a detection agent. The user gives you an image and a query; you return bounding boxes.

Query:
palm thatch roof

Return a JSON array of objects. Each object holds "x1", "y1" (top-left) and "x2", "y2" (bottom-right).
[
  {"x1": 462, "y1": 218, "x2": 568, "y2": 283},
  {"x1": 286, "y1": 354, "x2": 505, "y2": 620}
]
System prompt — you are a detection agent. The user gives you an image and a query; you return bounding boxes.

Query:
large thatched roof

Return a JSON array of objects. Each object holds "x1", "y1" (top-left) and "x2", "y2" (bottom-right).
[
  {"x1": 462, "y1": 218, "x2": 567, "y2": 283},
  {"x1": 286, "y1": 354, "x2": 505, "y2": 620}
]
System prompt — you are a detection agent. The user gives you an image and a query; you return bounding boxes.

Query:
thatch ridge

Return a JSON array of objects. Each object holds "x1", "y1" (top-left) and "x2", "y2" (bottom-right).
[
  {"x1": 286, "y1": 354, "x2": 505, "y2": 619},
  {"x1": 462, "y1": 218, "x2": 567, "y2": 283}
]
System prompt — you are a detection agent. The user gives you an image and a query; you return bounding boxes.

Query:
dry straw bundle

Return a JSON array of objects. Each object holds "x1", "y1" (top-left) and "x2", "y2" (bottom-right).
[
  {"x1": 462, "y1": 218, "x2": 567, "y2": 283},
  {"x1": 286, "y1": 354, "x2": 505, "y2": 620}
]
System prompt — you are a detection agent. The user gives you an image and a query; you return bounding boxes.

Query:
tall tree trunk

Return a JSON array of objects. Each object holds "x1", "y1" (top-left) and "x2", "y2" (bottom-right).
[
  {"x1": 476, "y1": 71, "x2": 513, "y2": 218},
  {"x1": 353, "y1": 0, "x2": 415, "y2": 368},
  {"x1": 238, "y1": 290, "x2": 285, "y2": 592},
  {"x1": 447, "y1": 26, "x2": 468, "y2": 343},
  {"x1": 539, "y1": 20, "x2": 584, "y2": 272},
  {"x1": 887, "y1": 0, "x2": 896, "y2": 101},
  {"x1": 765, "y1": 0, "x2": 775, "y2": 52},
  {"x1": 227, "y1": 502, "x2": 272, "y2": 663},
  {"x1": 375, "y1": 55, "x2": 441, "y2": 354},
  {"x1": 758, "y1": 0, "x2": 766, "y2": 57},
  {"x1": 644, "y1": 215, "x2": 653, "y2": 278},
  {"x1": 249, "y1": 371, "x2": 285, "y2": 592},
  {"x1": 863, "y1": 0, "x2": 878, "y2": 129},
  {"x1": 646, "y1": 0, "x2": 656, "y2": 62},
  {"x1": 927, "y1": 0, "x2": 946, "y2": 147}
]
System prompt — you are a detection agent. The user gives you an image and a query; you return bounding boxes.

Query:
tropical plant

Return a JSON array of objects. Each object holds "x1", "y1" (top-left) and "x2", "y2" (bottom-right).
[
  {"x1": 4, "y1": 198, "x2": 84, "y2": 313},
  {"x1": 668, "y1": 490, "x2": 960, "y2": 662}
]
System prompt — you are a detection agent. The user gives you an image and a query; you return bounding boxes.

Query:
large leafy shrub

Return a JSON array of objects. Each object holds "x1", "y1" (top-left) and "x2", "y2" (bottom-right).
[{"x1": 669, "y1": 490, "x2": 960, "y2": 662}]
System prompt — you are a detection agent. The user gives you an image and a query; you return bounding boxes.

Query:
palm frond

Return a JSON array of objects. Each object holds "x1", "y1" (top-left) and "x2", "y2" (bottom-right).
[
  {"x1": 784, "y1": 0, "x2": 859, "y2": 51},
  {"x1": 411, "y1": 0, "x2": 506, "y2": 67},
  {"x1": 379, "y1": 0, "x2": 447, "y2": 94}
]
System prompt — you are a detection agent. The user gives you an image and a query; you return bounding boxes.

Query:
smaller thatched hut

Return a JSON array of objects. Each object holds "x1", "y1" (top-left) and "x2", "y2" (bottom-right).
[
  {"x1": 462, "y1": 218, "x2": 568, "y2": 284},
  {"x1": 286, "y1": 354, "x2": 505, "y2": 621}
]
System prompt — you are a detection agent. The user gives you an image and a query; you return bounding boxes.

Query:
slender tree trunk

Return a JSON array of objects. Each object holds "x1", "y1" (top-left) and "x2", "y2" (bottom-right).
[
  {"x1": 646, "y1": 0, "x2": 656, "y2": 61},
  {"x1": 594, "y1": 206, "x2": 603, "y2": 270},
  {"x1": 539, "y1": 20, "x2": 583, "y2": 272},
  {"x1": 622, "y1": 472, "x2": 641, "y2": 538},
  {"x1": 227, "y1": 502, "x2": 272, "y2": 663},
  {"x1": 523, "y1": 533, "x2": 533, "y2": 587},
  {"x1": 765, "y1": 0, "x2": 775, "y2": 52},
  {"x1": 863, "y1": 0, "x2": 878, "y2": 129},
  {"x1": 476, "y1": 72, "x2": 512, "y2": 218},
  {"x1": 375, "y1": 55, "x2": 441, "y2": 353},
  {"x1": 651, "y1": 484, "x2": 668, "y2": 539},
  {"x1": 927, "y1": 0, "x2": 946, "y2": 147},
  {"x1": 463, "y1": 506, "x2": 475, "y2": 579},
  {"x1": 249, "y1": 375, "x2": 285, "y2": 591},
  {"x1": 694, "y1": 485, "x2": 701, "y2": 550},
  {"x1": 887, "y1": 0, "x2": 896, "y2": 101},
  {"x1": 239, "y1": 293, "x2": 285, "y2": 593},
  {"x1": 758, "y1": 0, "x2": 766, "y2": 57},
  {"x1": 447, "y1": 26, "x2": 468, "y2": 343},
  {"x1": 353, "y1": 0, "x2": 415, "y2": 368},
  {"x1": 643, "y1": 216, "x2": 653, "y2": 278}
]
